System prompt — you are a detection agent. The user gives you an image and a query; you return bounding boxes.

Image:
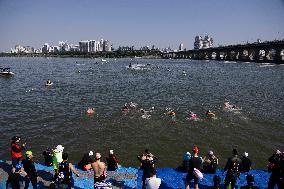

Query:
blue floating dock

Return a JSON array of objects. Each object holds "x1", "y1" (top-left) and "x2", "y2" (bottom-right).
[{"x1": 0, "y1": 160, "x2": 276, "y2": 189}]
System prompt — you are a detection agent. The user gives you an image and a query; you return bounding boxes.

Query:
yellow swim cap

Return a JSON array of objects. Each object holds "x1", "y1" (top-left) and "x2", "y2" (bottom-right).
[{"x1": 26, "y1": 150, "x2": 33, "y2": 156}]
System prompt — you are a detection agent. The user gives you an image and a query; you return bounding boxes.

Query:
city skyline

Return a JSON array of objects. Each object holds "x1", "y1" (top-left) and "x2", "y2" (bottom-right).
[{"x1": 0, "y1": 0, "x2": 284, "y2": 52}]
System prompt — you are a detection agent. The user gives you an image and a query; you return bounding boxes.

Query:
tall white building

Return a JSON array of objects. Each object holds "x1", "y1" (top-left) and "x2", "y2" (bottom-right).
[
  {"x1": 79, "y1": 39, "x2": 112, "y2": 52},
  {"x1": 179, "y1": 43, "x2": 184, "y2": 51},
  {"x1": 194, "y1": 35, "x2": 213, "y2": 49}
]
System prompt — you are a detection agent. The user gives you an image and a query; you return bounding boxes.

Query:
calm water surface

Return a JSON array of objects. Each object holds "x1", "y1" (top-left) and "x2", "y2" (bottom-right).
[{"x1": 0, "y1": 57, "x2": 283, "y2": 168}]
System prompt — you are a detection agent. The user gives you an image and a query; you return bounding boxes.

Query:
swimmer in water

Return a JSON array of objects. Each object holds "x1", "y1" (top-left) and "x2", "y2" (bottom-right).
[
  {"x1": 122, "y1": 103, "x2": 129, "y2": 112},
  {"x1": 129, "y1": 63, "x2": 132, "y2": 68},
  {"x1": 46, "y1": 79, "x2": 52, "y2": 85},
  {"x1": 206, "y1": 110, "x2": 216, "y2": 118},
  {"x1": 87, "y1": 107, "x2": 95, "y2": 115},
  {"x1": 189, "y1": 111, "x2": 198, "y2": 120}
]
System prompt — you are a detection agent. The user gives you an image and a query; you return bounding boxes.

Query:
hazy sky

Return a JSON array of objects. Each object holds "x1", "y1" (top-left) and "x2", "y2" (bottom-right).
[{"x1": 0, "y1": 0, "x2": 284, "y2": 52}]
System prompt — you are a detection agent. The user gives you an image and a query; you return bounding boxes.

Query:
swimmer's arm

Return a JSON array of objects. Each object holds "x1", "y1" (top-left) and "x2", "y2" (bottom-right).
[{"x1": 69, "y1": 163, "x2": 79, "y2": 176}]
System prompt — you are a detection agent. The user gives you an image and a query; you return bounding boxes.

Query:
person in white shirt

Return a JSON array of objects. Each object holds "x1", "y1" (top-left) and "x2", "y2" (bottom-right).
[{"x1": 145, "y1": 169, "x2": 161, "y2": 189}]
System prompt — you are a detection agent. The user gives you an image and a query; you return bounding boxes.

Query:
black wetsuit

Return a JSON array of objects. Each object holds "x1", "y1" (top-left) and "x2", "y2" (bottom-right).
[
  {"x1": 78, "y1": 153, "x2": 94, "y2": 170},
  {"x1": 267, "y1": 154, "x2": 284, "y2": 189},
  {"x1": 241, "y1": 156, "x2": 252, "y2": 172},
  {"x1": 106, "y1": 154, "x2": 119, "y2": 171},
  {"x1": 186, "y1": 156, "x2": 203, "y2": 184},
  {"x1": 57, "y1": 161, "x2": 73, "y2": 189},
  {"x1": 224, "y1": 155, "x2": 242, "y2": 189},
  {"x1": 203, "y1": 157, "x2": 218, "y2": 174},
  {"x1": 22, "y1": 158, "x2": 37, "y2": 189},
  {"x1": 137, "y1": 156, "x2": 157, "y2": 189}
]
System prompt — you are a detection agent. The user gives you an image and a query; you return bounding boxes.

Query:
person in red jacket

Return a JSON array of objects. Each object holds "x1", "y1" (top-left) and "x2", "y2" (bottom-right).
[{"x1": 11, "y1": 136, "x2": 25, "y2": 172}]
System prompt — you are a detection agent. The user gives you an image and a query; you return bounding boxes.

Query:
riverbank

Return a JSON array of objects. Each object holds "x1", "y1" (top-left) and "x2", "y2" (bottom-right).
[{"x1": 0, "y1": 160, "x2": 271, "y2": 189}]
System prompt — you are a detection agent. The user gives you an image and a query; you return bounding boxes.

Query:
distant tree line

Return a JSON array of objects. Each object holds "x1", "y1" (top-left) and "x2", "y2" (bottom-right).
[{"x1": 0, "y1": 50, "x2": 162, "y2": 59}]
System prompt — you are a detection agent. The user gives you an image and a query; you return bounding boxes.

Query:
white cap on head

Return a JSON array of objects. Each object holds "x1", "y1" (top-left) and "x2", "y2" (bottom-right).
[
  {"x1": 56, "y1": 145, "x2": 64, "y2": 152},
  {"x1": 276, "y1": 150, "x2": 281, "y2": 155},
  {"x1": 109, "y1": 150, "x2": 114, "y2": 155},
  {"x1": 244, "y1": 152, "x2": 248, "y2": 157},
  {"x1": 208, "y1": 150, "x2": 214, "y2": 156},
  {"x1": 89, "y1": 151, "x2": 93, "y2": 156}
]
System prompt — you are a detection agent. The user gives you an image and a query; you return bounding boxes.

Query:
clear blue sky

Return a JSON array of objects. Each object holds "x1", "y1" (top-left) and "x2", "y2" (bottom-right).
[{"x1": 0, "y1": 0, "x2": 284, "y2": 52}]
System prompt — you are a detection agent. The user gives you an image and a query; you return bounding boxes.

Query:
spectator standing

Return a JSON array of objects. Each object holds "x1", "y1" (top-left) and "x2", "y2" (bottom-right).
[
  {"x1": 137, "y1": 149, "x2": 158, "y2": 189},
  {"x1": 223, "y1": 149, "x2": 242, "y2": 189},
  {"x1": 202, "y1": 150, "x2": 218, "y2": 174},
  {"x1": 241, "y1": 152, "x2": 252, "y2": 172},
  {"x1": 22, "y1": 151, "x2": 37, "y2": 189},
  {"x1": 78, "y1": 151, "x2": 94, "y2": 170},
  {"x1": 106, "y1": 150, "x2": 119, "y2": 171},
  {"x1": 185, "y1": 146, "x2": 203, "y2": 189},
  {"x1": 11, "y1": 136, "x2": 25, "y2": 172}
]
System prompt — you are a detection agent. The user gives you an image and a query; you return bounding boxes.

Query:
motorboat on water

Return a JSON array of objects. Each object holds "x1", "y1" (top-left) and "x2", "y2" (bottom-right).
[
  {"x1": 101, "y1": 59, "x2": 107, "y2": 62},
  {"x1": 0, "y1": 68, "x2": 15, "y2": 76},
  {"x1": 127, "y1": 63, "x2": 151, "y2": 71}
]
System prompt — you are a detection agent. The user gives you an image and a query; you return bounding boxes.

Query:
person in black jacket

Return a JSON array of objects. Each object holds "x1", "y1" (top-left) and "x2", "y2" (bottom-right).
[
  {"x1": 241, "y1": 152, "x2": 252, "y2": 172},
  {"x1": 106, "y1": 150, "x2": 119, "y2": 171},
  {"x1": 22, "y1": 151, "x2": 37, "y2": 189},
  {"x1": 42, "y1": 147, "x2": 53, "y2": 166},
  {"x1": 223, "y1": 149, "x2": 242, "y2": 189},
  {"x1": 267, "y1": 150, "x2": 284, "y2": 189},
  {"x1": 78, "y1": 151, "x2": 94, "y2": 170},
  {"x1": 6, "y1": 164, "x2": 23, "y2": 189},
  {"x1": 137, "y1": 149, "x2": 157, "y2": 189}
]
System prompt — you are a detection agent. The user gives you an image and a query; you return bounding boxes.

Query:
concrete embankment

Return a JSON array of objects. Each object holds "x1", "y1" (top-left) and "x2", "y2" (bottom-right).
[{"x1": 1, "y1": 160, "x2": 271, "y2": 189}]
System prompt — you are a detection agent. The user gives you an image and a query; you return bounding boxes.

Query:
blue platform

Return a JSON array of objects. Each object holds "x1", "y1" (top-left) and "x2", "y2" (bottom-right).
[{"x1": 0, "y1": 160, "x2": 274, "y2": 189}]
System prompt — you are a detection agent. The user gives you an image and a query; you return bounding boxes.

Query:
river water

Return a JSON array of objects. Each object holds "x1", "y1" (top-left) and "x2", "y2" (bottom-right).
[{"x1": 0, "y1": 57, "x2": 283, "y2": 168}]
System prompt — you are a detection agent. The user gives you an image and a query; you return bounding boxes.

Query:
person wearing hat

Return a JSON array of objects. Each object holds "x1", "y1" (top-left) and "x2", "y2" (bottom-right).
[
  {"x1": 77, "y1": 151, "x2": 94, "y2": 170},
  {"x1": 178, "y1": 152, "x2": 191, "y2": 172},
  {"x1": 185, "y1": 146, "x2": 203, "y2": 189},
  {"x1": 241, "y1": 152, "x2": 252, "y2": 172},
  {"x1": 11, "y1": 136, "x2": 26, "y2": 173},
  {"x1": 106, "y1": 150, "x2": 120, "y2": 171},
  {"x1": 22, "y1": 150, "x2": 38, "y2": 189},
  {"x1": 223, "y1": 148, "x2": 242, "y2": 189},
  {"x1": 6, "y1": 163, "x2": 24, "y2": 189},
  {"x1": 202, "y1": 150, "x2": 218, "y2": 174},
  {"x1": 267, "y1": 149, "x2": 284, "y2": 189},
  {"x1": 52, "y1": 145, "x2": 64, "y2": 182}
]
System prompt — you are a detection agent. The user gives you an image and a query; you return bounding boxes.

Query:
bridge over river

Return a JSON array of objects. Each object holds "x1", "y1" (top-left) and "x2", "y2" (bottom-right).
[{"x1": 163, "y1": 40, "x2": 284, "y2": 64}]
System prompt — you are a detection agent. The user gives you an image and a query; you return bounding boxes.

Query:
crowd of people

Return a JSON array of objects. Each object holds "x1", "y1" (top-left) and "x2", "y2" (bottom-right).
[{"x1": 6, "y1": 136, "x2": 284, "y2": 189}]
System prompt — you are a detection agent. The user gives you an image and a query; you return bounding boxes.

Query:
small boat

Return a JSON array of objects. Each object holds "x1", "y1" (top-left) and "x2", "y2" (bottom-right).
[
  {"x1": 101, "y1": 59, "x2": 107, "y2": 62},
  {"x1": 0, "y1": 68, "x2": 15, "y2": 76}
]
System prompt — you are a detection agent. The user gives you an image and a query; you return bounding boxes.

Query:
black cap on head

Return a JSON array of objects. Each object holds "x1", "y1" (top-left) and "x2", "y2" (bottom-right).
[
  {"x1": 145, "y1": 149, "x2": 149, "y2": 154},
  {"x1": 62, "y1": 153, "x2": 68, "y2": 161},
  {"x1": 232, "y1": 149, "x2": 238, "y2": 155},
  {"x1": 150, "y1": 168, "x2": 157, "y2": 176}
]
